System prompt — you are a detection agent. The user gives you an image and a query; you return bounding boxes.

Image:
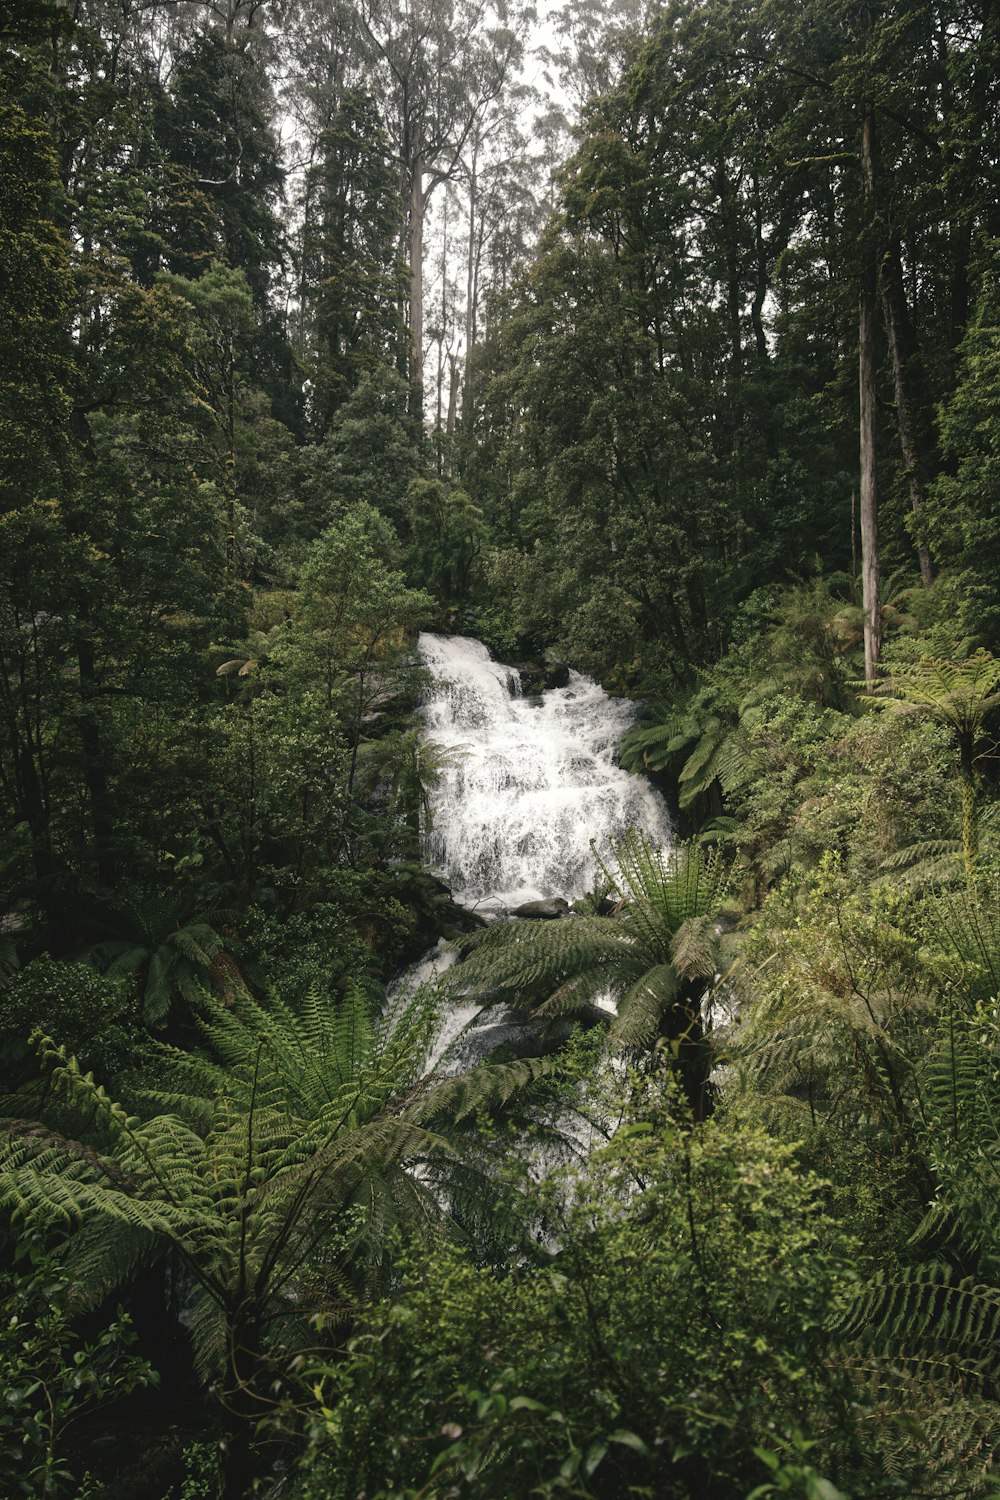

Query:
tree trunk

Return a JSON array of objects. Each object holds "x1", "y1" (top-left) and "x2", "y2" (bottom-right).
[
  {"x1": 446, "y1": 353, "x2": 459, "y2": 439},
  {"x1": 958, "y1": 732, "x2": 980, "y2": 892},
  {"x1": 408, "y1": 156, "x2": 425, "y2": 412},
  {"x1": 878, "y1": 235, "x2": 935, "y2": 586},
  {"x1": 463, "y1": 150, "x2": 478, "y2": 423},
  {"x1": 220, "y1": 1311, "x2": 266, "y2": 1500},
  {"x1": 860, "y1": 107, "x2": 882, "y2": 683},
  {"x1": 76, "y1": 636, "x2": 117, "y2": 887}
]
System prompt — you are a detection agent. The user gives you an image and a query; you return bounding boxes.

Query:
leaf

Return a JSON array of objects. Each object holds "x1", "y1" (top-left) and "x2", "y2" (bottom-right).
[
  {"x1": 583, "y1": 1441, "x2": 608, "y2": 1477},
  {"x1": 608, "y1": 1428, "x2": 651, "y2": 1457},
  {"x1": 806, "y1": 1478, "x2": 849, "y2": 1500}
]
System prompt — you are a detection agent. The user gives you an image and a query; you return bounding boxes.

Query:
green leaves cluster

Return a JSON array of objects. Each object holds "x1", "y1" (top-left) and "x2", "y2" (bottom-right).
[{"x1": 294, "y1": 1069, "x2": 856, "y2": 1500}]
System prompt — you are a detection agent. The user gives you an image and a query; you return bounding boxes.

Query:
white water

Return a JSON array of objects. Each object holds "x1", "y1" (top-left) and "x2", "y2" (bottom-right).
[{"x1": 419, "y1": 633, "x2": 672, "y2": 912}]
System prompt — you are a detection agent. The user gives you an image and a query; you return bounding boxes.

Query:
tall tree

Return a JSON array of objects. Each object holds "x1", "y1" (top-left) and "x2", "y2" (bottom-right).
[{"x1": 357, "y1": 0, "x2": 529, "y2": 408}]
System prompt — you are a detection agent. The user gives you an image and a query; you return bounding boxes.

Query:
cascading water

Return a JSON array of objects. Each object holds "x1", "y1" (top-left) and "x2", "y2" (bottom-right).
[{"x1": 419, "y1": 633, "x2": 672, "y2": 911}]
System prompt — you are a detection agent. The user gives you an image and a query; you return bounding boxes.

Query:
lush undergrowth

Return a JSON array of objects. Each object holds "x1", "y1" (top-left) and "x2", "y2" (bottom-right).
[{"x1": 5, "y1": 0, "x2": 1000, "y2": 1495}]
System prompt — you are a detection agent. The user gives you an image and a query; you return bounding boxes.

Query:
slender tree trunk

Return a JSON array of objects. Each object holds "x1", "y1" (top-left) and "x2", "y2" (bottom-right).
[
  {"x1": 464, "y1": 150, "x2": 478, "y2": 422},
  {"x1": 15, "y1": 739, "x2": 56, "y2": 893},
  {"x1": 435, "y1": 195, "x2": 448, "y2": 460},
  {"x1": 408, "y1": 155, "x2": 425, "y2": 412},
  {"x1": 220, "y1": 1311, "x2": 266, "y2": 1500},
  {"x1": 860, "y1": 107, "x2": 882, "y2": 683},
  {"x1": 446, "y1": 353, "x2": 459, "y2": 438},
  {"x1": 750, "y1": 168, "x2": 768, "y2": 359},
  {"x1": 958, "y1": 732, "x2": 980, "y2": 891},
  {"x1": 878, "y1": 236, "x2": 935, "y2": 586},
  {"x1": 76, "y1": 637, "x2": 117, "y2": 886},
  {"x1": 223, "y1": 347, "x2": 238, "y2": 576}
]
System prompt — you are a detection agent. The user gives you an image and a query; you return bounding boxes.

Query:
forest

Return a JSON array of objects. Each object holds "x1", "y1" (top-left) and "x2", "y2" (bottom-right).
[{"x1": 3, "y1": 0, "x2": 1000, "y2": 1495}]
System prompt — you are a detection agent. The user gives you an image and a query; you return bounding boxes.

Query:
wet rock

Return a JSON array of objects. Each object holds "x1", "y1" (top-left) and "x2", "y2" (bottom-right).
[{"x1": 511, "y1": 897, "x2": 570, "y2": 919}]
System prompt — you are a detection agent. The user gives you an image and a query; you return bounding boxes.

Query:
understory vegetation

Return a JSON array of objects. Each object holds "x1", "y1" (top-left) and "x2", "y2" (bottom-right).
[{"x1": 4, "y1": 0, "x2": 1000, "y2": 1496}]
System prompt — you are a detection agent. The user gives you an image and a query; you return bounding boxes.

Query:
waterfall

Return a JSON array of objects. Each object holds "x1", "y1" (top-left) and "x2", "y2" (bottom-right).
[{"x1": 419, "y1": 633, "x2": 672, "y2": 913}]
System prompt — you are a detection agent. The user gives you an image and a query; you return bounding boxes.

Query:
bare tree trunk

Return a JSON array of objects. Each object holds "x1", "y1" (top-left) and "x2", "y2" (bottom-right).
[
  {"x1": 464, "y1": 148, "x2": 478, "y2": 420},
  {"x1": 408, "y1": 156, "x2": 425, "y2": 410},
  {"x1": 879, "y1": 236, "x2": 935, "y2": 586},
  {"x1": 860, "y1": 107, "x2": 881, "y2": 683},
  {"x1": 446, "y1": 353, "x2": 459, "y2": 439}
]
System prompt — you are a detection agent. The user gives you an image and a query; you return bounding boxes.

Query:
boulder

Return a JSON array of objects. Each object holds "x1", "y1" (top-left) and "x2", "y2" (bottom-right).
[{"x1": 511, "y1": 896, "x2": 570, "y2": 919}]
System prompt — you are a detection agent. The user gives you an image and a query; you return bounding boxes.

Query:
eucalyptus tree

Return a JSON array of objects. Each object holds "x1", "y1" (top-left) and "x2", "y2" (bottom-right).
[
  {"x1": 755, "y1": 0, "x2": 1000, "y2": 646},
  {"x1": 156, "y1": 3, "x2": 286, "y2": 305},
  {"x1": 536, "y1": 0, "x2": 658, "y2": 112},
  {"x1": 283, "y1": 0, "x2": 405, "y2": 432},
  {"x1": 928, "y1": 253, "x2": 1000, "y2": 650},
  {"x1": 356, "y1": 0, "x2": 532, "y2": 406}
]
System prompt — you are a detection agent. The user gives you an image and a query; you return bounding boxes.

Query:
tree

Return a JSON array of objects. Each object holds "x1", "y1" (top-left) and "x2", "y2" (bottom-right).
[
  {"x1": 0, "y1": 984, "x2": 555, "y2": 1498},
  {"x1": 156, "y1": 24, "x2": 285, "y2": 310},
  {"x1": 928, "y1": 252, "x2": 1000, "y2": 650},
  {"x1": 297, "y1": 1067, "x2": 860, "y2": 1500},
  {"x1": 863, "y1": 650, "x2": 1000, "y2": 889},
  {"x1": 80, "y1": 891, "x2": 242, "y2": 1028},
  {"x1": 161, "y1": 262, "x2": 260, "y2": 575},
  {"x1": 296, "y1": 87, "x2": 403, "y2": 432},
  {"x1": 288, "y1": 502, "x2": 433, "y2": 789},
  {"x1": 405, "y1": 475, "x2": 485, "y2": 610},
  {"x1": 357, "y1": 0, "x2": 530, "y2": 406},
  {"x1": 452, "y1": 832, "x2": 735, "y2": 1118},
  {"x1": 0, "y1": 96, "x2": 72, "y2": 504}
]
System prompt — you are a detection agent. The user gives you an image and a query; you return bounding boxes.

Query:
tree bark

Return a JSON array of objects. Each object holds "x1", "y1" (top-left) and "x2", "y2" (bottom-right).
[
  {"x1": 408, "y1": 155, "x2": 425, "y2": 412},
  {"x1": 446, "y1": 352, "x2": 459, "y2": 438},
  {"x1": 859, "y1": 107, "x2": 881, "y2": 683},
  {"x1": 76, "y1": 637, "x2": 117, "y2": 886},
  {"x1": 878, "y1": 234, "x2": 935, "y2": 586}
]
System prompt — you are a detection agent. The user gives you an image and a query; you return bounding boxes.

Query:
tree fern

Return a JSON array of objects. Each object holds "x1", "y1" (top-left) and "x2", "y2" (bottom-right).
[
  {"x1": 451, "y1": 833, "x2": 736, "y2": 1117},
  {"x1": 0, "y1": 981, "x2": 558, "y2": 1495},
  {"x1": 862, "y1": 650, "x2": 1000, "y2": 888},
  {"x1": 79, "y1": 890, "x2": 243, "y2": 1025},
  {"x1": 834, "y1": 1266, "x2": 1000, "y2": 1381},
  {"x1": 620, "y1": 694, "x2": 757, "y2": 812}
]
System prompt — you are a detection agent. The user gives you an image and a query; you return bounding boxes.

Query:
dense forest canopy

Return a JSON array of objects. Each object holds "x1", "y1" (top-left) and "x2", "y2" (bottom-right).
[{"x1": 4, "y1": 0, "x2": 1000, "y2": 1495}]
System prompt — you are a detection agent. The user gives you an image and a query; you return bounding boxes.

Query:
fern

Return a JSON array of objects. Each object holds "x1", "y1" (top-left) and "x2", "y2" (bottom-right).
[
  {"x1": 0, "y1": 979, "x2": 560, "y2": 1473},
  {"x1": 834, "y1": 1265, "x2": 1000, "y2": 1380},
  {"x1": 79, "y1": 890, "x2": 243, "y2": 1025},
  {"x1": 451, "y1": 832, "x2": 737, "y2": 1116},
  {"x1": 861, "y1": 649, "x2": 1000, "y2": 889}
]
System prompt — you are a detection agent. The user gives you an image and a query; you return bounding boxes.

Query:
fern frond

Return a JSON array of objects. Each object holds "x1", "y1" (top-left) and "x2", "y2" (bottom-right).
[
  {"x1": 608, "y1": 964, "x2": 679, "y2": 1050},
  {"x1": 834, "y1": 1266, "x2": 1000, "y2": 1379},
  {"x1": 411, "y1": 1055, "x2": 557, "y2": 1124}
]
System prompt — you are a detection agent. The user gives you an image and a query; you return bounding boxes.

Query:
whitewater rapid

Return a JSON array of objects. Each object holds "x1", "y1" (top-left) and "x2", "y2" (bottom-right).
[{"x1": 418, "y1": 633, "x2": 672, "y2": 912}]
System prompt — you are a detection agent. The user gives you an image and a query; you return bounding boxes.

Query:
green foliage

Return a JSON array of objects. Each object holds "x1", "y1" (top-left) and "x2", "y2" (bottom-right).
[
  {"x1": 748, "y1": 1434, "x2": 848, "y2": 1500},
  {"x1": 863, "y1": 650, "x2": 1000, "y2": 887},
  {"x1": 0, "y1": 94, "x2": 72, "y2": 498},
  {"x1": 80, "y1": 892, "x2": 241, "y2": 1027},
  {"x1": 0, "y1": 983, "x2": 557, "y2": 1488},
  {"x1": 405, "y1": 477, "x2": 486, "y2": 615},
  {"x1": 299, "y1": 367, "x2": 419, "y2": 536},
  {"x1": 293, "y1": 1070, "x2": 857, "y2": 1500},
  {"x1": 0, "y1": 958, "x2": 140, "y2": 1101},
  {"x1": 725, "y1": 854, "x2": 937, "y2": 1228},
  {"x1": 0, "y1": 1255, "x2": 154, "y2": 1499},
  {"x1": 453, "y1": 832, "x2": 736, "y2": 1114},
  {"x1": 928, "y1": 252, "x2": 1000, "y2": 650}
]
